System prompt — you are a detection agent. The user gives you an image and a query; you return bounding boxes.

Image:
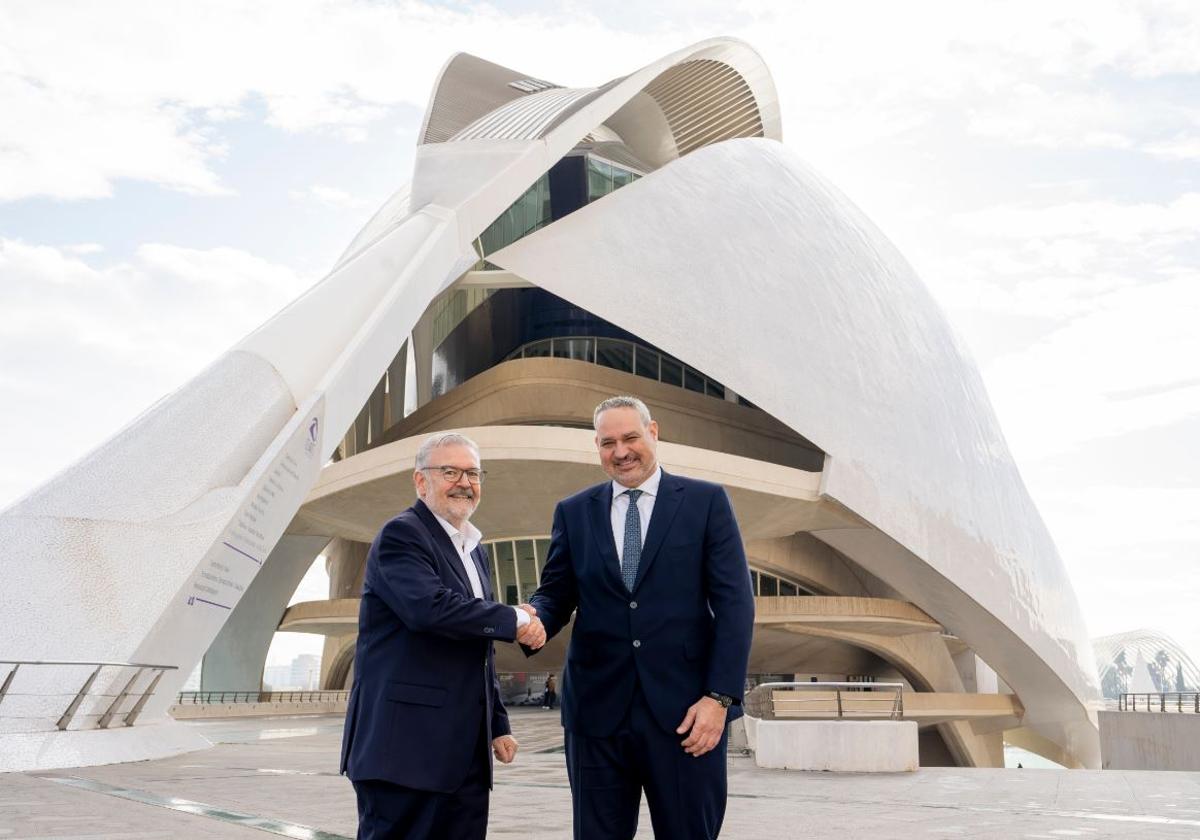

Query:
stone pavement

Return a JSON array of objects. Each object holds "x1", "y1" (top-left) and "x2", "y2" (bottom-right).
[{"x1": 3, "y1": 711, "x2": 1200, "y2": 838}]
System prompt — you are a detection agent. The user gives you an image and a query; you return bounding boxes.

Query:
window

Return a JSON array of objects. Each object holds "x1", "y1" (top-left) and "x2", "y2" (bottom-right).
[
  {"x1": 516, "y1": 539, "x2": 539, "y2": 603},
  {"x1": 587, "y1": 158, "x2": 613, "y2": 201},
  {"x1": 660, "y1": 355, "x2": 683, "y2": 387},
  {"x1": 523, "y1": 339, "x2": 552, "y2": 358},
  {"x1": 683, "y1": 367, "x2": 705, "y2": 394},
  {"x1": 760, "y1": 575, "x2": 778, "y2": 596},
  {"x1": 553, "y1": 337, "x2": 593, "y2": 362},
  {"x1": 779, "y1": 581, "x2": 798, "y2": 596},
  {"x1": 634, "y1": 347, "x2": 659, "y2": 380},
  {"x1": 493, "y1": 541, "x2": 517, "y2": 605},
  {"x1": 596, "y1": 339, "x2": 633, "y2": 373}
]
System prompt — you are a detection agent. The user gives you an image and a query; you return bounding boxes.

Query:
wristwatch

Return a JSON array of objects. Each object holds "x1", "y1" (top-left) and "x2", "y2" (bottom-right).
[{"x1": 706, "y1": 691, "x2": 734, "y2": 708}]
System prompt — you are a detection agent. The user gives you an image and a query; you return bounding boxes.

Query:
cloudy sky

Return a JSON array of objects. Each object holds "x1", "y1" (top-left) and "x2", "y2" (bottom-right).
[{"x1": 1, "y1": 0, "x2": 1197, "y2": 671}]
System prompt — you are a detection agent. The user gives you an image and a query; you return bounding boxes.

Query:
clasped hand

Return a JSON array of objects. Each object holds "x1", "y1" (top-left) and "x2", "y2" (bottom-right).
[{"x1": 515, "y1": 604, "x2": 546, "y2": 649}]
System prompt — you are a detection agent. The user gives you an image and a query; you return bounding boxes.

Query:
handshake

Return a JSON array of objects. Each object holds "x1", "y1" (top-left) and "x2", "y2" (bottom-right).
[{"x1": 515, "y1": 604, "x2": 547, "y2": 650}]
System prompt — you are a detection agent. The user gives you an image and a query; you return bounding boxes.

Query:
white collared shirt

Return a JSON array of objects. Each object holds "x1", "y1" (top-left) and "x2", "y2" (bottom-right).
[
  {"x1": 610, "y1": 465, "x2": 662, "y2": 564},
  {"x1": 431, "y1": 510, "x2": 529, "y2": 628}
]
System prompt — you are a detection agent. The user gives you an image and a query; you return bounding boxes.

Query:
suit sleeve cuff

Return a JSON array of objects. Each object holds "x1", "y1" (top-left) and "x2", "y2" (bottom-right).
[{"x1": 513, "y1": 607, "x2": 530, "y2": 628}]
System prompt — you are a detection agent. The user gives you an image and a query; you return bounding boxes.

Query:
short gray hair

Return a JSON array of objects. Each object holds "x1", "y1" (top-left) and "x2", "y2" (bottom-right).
[
  {"x1": 593, "y1": 395, "x2": 652, "y2": 429},
  {"x1": 415, "y1": 432, "x2": 480, "y2": 469}
]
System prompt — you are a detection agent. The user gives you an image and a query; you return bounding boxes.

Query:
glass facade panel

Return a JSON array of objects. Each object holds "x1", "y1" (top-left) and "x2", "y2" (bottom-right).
[
  {"x1": 634, "y1": 347, "x2": 659, "y2": 380},
  {"x1": 749, "y1": 569, "x2": 759, "y2": 595},
  {"x1": 479, "y1": 175, "x2": 551, "y2": 256},
  {"x1": 554, "y1": 337, "x2": 594, "y2": 362},
  {"x1": 516, "y1": 539, "x2": 538, "y2": 603},
  {"x1": 596, "y1": 338, "x2": 633, "y2": 373},
  {"x1": 706, "y1": 380, "x2": 726, "y2": 400},
  {"x1": 587, "y1": 158, "x2": 613, "y2": 201},
  {"x1": 779, "y1": 581, "x2": 798, "y2": 596},
  {"x1": 494, "y1": 541, "x2": 518, "y2": 605},
  {"x1": 760, "y1": 575, "x2": 778, "y2": 596},
  {"x1": 535, "y1": 539, "x2": 551, "y2": 579},
  {"x1": 612, "y1": 166, "x2": 633, "y2": 189},
  {"x1": 660, "y1": 355, "x2": 683, "y2": 387},
  {"x1": 683, "y1": 367, "x2": 705, "y2": 393}
]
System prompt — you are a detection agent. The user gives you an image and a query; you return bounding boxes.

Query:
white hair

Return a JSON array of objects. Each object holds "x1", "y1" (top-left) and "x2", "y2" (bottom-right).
[
  {"x1": 415, "y1": 432, "x2": 480, "y2": 469},
  {"x1": 593, "y1": 395, "x2": 653, "y2": 429}
]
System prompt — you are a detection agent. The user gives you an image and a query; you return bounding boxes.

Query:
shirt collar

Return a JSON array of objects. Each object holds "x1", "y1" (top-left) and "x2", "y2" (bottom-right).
[
  {"x1": 431, "y1": 509, "x2": 483, "y2": 553},
  {"x1": 611, "y1": 465, "x2": 662, "y2": 501}
]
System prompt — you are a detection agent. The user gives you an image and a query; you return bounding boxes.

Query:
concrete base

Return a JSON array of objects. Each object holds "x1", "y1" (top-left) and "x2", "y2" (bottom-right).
[
  {"x1": 169, "y1": 699, "x2": 348, "y2": 719},
  {"x1": 1100, "y1": 710, "x2": 1200, "y2": 770},
  {"x1": 752, "y1": 719, "x2": 918, "y2": 772},
  {"x1": 0, "y1": 718, "x2": 212, "y2": 773}
]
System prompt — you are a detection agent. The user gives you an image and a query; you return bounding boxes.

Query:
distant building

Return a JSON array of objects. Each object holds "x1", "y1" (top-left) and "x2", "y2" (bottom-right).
[
  {"x1": 1093, "y1": 630, "x2": 1200, "y2": 698},
  {"x1": 290, "y1": 654, "x2": 321, "y2": 690}
]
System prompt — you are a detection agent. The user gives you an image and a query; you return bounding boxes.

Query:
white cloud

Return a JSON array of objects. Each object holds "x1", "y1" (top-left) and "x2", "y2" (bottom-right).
[
  {"x1": 289, "y1": 184, "x2": 370, "y2": 210},
  {"x1": 0, "y1": 238, "x2": 310, "y2": 507},
  {"x1": 985, "y1": 272, "x2": 1200, "y2": 459}
]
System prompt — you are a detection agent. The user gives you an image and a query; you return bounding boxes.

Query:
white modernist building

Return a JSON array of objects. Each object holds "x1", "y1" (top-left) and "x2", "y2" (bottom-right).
[{"x1": 0, "y1": 38, "x2": 1103, "y2": 771}]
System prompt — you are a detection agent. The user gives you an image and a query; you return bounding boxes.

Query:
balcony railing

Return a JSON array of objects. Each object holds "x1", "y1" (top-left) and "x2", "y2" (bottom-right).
[
  {"x1": 176, "y1": 690, "x2": 349, "y2": 704},
  {"x1": 505, "y1": 335, "x2": 744, "y2": 404},
  {"x1": 743, "y1": 681, "x2": 906, "y2": 721},
  {"x1": 1119, "y1": 692, "x2": 1200, "y2": 712},
  {"x1": 0, "y1": 659, "x2": 177, "y2": 731}
]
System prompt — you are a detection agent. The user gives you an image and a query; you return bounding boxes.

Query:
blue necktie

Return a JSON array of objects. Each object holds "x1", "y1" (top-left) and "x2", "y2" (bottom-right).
[{"x1": 621, "y1": 489, "x2": 644, "y2": 591}]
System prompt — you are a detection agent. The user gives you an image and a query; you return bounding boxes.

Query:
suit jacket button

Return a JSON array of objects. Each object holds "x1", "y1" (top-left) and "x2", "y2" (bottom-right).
[
  {"x1": 630, "y1": 601, "x2": 638, "y2": 609},
  {"x1": 632, "y1": 640, "x2": 641, "y2": 648}
]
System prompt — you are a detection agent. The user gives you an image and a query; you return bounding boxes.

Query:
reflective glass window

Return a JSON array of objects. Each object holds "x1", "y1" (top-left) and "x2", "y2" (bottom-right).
[
  {"x1": 494, "y1": 541, "x2": 518, "y2": 605},
  {"x1": 535, "y1": 539, "x2": 551, "y2": 578},
  {"x1": 524, "y1": 339, "x2": 552, "y2": 358},
  {"x1": 760, "y1": 575, "x2": 778, "y2": 596},
  {"x1": 750, "y1": 569, "x2": 759, "y2": 595},
  {"x1": 660, "y1": 355, "x2": 682, "y2": 387},
  {"x1": 596, "y1": 339, "x2": 633, "y2": 373},
  {"x1": 516, "y1": 539, "x2": 538, "y2": 603},
  {"x1": 554, "y1": 337, "x2": 594, "y2": 362},
  {"x1": 634, "y1": 347, "x2": 659, "y2": 380},
  {"x1": 779, "y1": 581, "x2": 798, "y2": 596},
  {"x1": 706, "y1": 380, "x2": 726, "y2": 400},
  {"x1": 587, "y1": 158, "x2": 613, "y2": 201},
  {"x1": 684, "y1": 367, "x2": 705, "y2": 393},
  {"x1": 612, "y1": 166, "x2": 633, "y2": 189}
]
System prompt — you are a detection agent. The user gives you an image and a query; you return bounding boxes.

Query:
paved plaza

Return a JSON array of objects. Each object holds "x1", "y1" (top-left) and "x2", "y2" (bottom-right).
[{"x1": 3, "y1": 711, "x2": 1200, "y2": 839}]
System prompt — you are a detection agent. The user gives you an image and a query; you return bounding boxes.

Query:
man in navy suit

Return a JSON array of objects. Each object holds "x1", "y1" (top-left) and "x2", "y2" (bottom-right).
[
  {"x1": 528, "y1": 396, "x2": 755, "y2": 839},
  {"x1": 340, "y1": 432, "x2": 547, "y2": 840}
]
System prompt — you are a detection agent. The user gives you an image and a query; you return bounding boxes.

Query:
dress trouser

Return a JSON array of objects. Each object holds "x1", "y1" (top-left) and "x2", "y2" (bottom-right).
[
  {"x1": 564, "y1": 688, "x2": 728, "y2": 840},
  {"x1": 353, "y1": 716, "x2": 490, "y2": 840}
]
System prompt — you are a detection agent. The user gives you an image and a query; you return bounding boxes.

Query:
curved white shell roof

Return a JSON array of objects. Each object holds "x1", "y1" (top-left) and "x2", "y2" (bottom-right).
[{"x1": 0, "y1": 37, "x2": 1102, "y2": 770}]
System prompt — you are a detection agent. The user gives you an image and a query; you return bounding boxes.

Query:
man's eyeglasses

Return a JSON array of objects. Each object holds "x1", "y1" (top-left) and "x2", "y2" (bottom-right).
[{"x1": 422, "y1": 466, "x2": 487, "y2": 485}]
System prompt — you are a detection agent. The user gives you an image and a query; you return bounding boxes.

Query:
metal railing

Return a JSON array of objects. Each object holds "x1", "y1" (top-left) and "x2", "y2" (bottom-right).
[
  {"x1": 0, "y1": 659, "x2": 177, "y2": 731},
  {"x1": 743, "y1": 681, "x2": 906, "y2": 721},
  {"x1": 176, "y1": 690, "x2": 349, "y2": 704},
  {"x1": 1119, "y1": 692, "x2": 1200, "y2": 713}
]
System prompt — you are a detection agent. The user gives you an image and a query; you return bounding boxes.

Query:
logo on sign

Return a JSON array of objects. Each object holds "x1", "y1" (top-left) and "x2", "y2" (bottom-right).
[{"x1": 305, "y1": 417, "x2": 319, "y2": 456}]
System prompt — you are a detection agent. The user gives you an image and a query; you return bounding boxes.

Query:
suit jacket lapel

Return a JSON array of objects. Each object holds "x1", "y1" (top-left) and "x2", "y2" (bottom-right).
[
  {"x1": 471, "y1": 545, "x2": 493, "y2": 600},
  {"x1": 632, "y1": 470, "x2": 685, "y2": 593},
  {"x1": 413, "y1": 499, "x2": 473, "y2": 595},
  {"x1": 587, "y1": 483, "x2": 624, "y2": 589}
]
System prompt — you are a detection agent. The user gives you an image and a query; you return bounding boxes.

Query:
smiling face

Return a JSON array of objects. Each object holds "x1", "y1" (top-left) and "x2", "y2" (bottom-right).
[
  {"x1": 595, "y1": 406, "x2": 659, "y2": 488},
  {"x1": 413, "y1": 443, "x2": 482, "y2": 528}
]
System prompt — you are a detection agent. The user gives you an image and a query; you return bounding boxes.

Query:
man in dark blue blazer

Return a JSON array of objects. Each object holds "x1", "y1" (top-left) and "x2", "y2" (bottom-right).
[
  {"x1": 341, "y1": 432, "x2": 547, "y2": 840},
  {"x1": 528, "y1": 396, "x2": 755, "y2": 839}
]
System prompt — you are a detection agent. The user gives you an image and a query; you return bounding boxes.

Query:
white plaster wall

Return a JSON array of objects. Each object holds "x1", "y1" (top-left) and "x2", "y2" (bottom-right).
[
  {"x1": 754, "y1": 720, "x2": 919, "y2": 772},
  {"x1": 1099, "y1": 711, "x2": 1200, "y2": 771}
]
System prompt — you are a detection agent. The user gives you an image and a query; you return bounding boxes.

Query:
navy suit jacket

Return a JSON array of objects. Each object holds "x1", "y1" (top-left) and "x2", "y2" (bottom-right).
[
  {"x1": 529, "y1": 470, "x2": 755, "y2": 737},
  {"x1": 340, "y1": 499, "x2": 517, "y2": 793}
]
